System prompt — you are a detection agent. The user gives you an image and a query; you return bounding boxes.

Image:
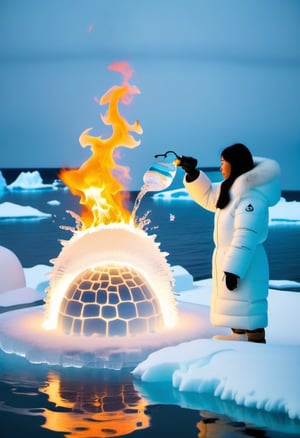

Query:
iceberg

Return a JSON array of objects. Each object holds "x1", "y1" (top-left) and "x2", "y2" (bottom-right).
[{"x1": 7, "y1": 170, "x2": 55, "y2": 191}]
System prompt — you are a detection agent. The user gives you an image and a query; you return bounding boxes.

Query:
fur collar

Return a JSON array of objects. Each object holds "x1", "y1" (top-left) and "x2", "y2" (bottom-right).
[{"x1": 231, "y1": 157, "x2": 281, "y2": 205}]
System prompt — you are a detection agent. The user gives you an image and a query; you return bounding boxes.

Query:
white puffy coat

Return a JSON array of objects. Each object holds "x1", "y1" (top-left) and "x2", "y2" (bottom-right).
[{"x1": 184, "y1": 157, "x2": 281, "y2": 330}]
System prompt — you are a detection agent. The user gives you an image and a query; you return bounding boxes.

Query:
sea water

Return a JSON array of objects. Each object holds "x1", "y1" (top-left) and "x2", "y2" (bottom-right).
[{"x1": 0, "y1": 170, "x2": 300, "y2": 437}]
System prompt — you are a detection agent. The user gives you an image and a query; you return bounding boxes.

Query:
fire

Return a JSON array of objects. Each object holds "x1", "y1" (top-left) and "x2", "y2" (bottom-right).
[
  {"x1": 59, "y1": 61, "x2": 143, "y2": 229},
  {"x1": 43, "y1": 62, "x2": 178, "y2": 336}
]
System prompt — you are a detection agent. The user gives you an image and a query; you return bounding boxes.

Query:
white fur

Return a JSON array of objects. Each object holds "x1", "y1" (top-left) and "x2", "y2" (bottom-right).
[{"x1": 231, "y1": 157, "x2": 281, "y2": 206}]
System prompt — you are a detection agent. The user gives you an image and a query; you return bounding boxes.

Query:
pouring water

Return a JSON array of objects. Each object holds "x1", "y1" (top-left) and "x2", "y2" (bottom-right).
[{"x1": 132, "y1": 161, "x2": 177, "y2": 223}]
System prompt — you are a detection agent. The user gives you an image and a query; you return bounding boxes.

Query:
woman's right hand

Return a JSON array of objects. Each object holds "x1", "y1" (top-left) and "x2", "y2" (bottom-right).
[{"x1": 179, "y1": 156, "x2": 199, "y2": 182}]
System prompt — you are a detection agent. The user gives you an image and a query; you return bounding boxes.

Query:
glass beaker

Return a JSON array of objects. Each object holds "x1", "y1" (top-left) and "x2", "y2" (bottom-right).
[{"x1": 142, "y1": 161, "x2": 177, "y2": 192}]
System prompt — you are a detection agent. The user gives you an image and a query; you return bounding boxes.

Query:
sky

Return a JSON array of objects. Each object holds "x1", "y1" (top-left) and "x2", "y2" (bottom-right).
[{"x1": 1, "y1": 0, "x2": 300, "y2": 190}]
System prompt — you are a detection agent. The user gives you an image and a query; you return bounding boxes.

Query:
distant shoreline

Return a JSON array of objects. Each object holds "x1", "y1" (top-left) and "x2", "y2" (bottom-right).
[
  {"x1": 0, "y1": 167, "x2": 220, "y2": 184},
  {"x1": 1, "y1": 168, "x2": 299, "y2": 200}
]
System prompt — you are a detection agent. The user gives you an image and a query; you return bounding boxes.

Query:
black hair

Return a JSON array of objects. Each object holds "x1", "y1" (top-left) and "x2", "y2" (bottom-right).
[{"x1": 216, "y1": 143, "x2": 254, "y2": 209}]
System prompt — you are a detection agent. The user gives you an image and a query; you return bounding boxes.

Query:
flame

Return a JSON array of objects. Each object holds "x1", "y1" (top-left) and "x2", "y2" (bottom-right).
[
  {"x1": 44, "y1": 62, "x2": 178, "y2": 336},
  {"x1": 59, "y1": 61, "x2": 143, "y2": 229}
]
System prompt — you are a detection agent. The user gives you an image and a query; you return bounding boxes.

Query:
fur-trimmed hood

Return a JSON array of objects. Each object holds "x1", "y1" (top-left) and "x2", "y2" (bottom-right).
[{"x1": 231, "y1": 156, "x2": 281, "y2": 206}]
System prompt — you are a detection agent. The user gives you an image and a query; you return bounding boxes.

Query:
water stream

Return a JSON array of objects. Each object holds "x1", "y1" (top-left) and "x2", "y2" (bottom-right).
[{"x1": 131, "y1": 161, "x2": 177, "y2": 224}]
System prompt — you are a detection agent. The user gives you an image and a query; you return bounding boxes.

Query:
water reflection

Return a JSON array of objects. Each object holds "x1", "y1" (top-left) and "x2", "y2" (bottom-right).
[
  {"x1": 39, "y1": 369, "x2": 150, "y2": 437},
  {"x1": 1, "y1": 352, "x2": 299, "y2": 437}
]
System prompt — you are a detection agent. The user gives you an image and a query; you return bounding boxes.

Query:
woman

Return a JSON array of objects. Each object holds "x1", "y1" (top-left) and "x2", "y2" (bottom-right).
[{"x1": 181, "y1": 143, "x2": 281, "y2": 343}]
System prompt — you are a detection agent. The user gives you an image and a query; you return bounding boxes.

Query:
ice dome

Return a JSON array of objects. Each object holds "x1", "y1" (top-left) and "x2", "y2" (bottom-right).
[
  {"x1": 0, "y1": 246, "x2": 26, "y2": 292},
  {"x1": 57, "y1": 264, "x2": 164, "y2": 336}
]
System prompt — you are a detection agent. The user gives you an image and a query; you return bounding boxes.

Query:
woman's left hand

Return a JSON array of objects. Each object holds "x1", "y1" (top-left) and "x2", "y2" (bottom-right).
[{"x1": 224, "y1": 272, "x2": 239, "y2": 291}]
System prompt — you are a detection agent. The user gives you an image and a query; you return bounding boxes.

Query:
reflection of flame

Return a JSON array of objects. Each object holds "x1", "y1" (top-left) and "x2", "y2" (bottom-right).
[
  {"x1": 59, "y1": 61, "x2": 143, "y2": 229},
  {"x1": 39, "y1": 371, "x2": 150, "y2": 437}
]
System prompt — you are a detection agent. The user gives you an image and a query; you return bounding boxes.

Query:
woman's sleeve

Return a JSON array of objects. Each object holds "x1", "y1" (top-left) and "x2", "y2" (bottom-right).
[{"x1": 183, "y1": 171, "x2": 219, "y2": 212}]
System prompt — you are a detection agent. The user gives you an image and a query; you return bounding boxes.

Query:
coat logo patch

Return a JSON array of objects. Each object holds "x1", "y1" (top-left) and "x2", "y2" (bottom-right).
[{"x1": 245, "y1": 204, "x2": 254, "y2": 212}]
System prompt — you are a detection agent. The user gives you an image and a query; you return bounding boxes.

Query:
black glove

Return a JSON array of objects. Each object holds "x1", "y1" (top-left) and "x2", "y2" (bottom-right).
[
  {"x1": 179, "y1": 156, "x2": 199, "y2": 182},
  {"x1": 224, "y1": 272, "x2": 239, "y2": 291}
]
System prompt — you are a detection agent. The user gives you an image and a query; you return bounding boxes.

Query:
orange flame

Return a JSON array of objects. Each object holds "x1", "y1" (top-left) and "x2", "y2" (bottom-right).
[{"x1": 59, "y1": 62, "x2": 143, "y2": 229}]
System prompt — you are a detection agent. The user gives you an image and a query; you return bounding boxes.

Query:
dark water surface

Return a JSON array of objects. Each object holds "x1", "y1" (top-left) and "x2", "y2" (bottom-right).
[{"x1": 0, "y1": 351, "x2": 298, "y2": 438}]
